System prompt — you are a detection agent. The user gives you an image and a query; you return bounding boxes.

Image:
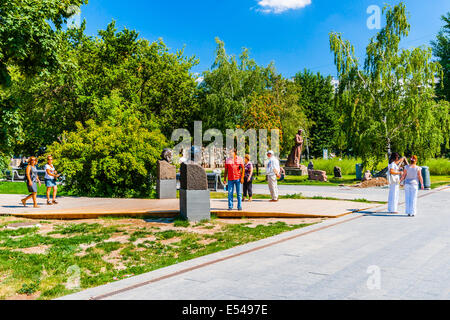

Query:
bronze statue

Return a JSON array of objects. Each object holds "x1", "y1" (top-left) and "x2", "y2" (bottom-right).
[{"x1": 286, "y1": 129, "x2": 304, "y2": 168}]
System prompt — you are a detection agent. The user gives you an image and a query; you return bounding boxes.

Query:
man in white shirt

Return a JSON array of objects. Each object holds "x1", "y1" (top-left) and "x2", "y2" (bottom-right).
[{"x1": 266, "y1": 150, "x2": 280, "y2": 202}]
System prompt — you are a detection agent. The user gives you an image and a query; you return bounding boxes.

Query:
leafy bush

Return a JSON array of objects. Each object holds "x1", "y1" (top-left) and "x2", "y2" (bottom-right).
[
  {"x1": 45, "y1": 111, "x2": 167, "y2": 198},
  {"x1": 0, "y1": 153, "x2": 9, "y2": 179}
]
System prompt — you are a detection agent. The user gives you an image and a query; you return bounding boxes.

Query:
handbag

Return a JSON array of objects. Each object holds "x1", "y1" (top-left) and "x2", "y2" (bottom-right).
[{"x1": 388, "y1": 172, "x2": 400, "y2": 184}]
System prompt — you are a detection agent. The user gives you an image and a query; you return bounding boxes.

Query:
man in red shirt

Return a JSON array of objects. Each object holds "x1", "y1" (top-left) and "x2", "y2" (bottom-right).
[{"x1": 224, "y1": 148, "x2": 244, "y2": 211}]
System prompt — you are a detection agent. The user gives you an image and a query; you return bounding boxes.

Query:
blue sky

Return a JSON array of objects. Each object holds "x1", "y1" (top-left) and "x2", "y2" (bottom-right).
[{"x1": 77, "y1": 0, "x2": 450, "y2": 78}]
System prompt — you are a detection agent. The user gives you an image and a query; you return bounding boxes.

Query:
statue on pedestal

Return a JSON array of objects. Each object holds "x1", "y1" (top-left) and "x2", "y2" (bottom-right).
[{"x1": 286, "y1": 129, "x2": 304, "y2": 168}]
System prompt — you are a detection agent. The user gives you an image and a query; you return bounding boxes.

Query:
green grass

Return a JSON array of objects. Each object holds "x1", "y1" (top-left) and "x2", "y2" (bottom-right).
[
  {"x1": 423, "y1": 158, "x2": 450, "y2": 176},
  {"x1": 0, "y1": 181, "x2": 69, "y2": 196},
  {"x1": 0, "y1": 216, "x2": 317, "y2": 300}
]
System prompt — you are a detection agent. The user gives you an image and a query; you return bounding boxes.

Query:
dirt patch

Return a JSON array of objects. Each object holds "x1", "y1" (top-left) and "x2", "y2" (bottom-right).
[
  {"x1": 160, "y1": 237, "x2": 182, "y2": 245},
  {"x1": 133, "y1": 236, "x2": 156, "y2": 246},
  {"x1": 102, "y1": 249, "x2": 126, "y2": 271},
  {"x1": 105, "y1": 234, "x2": 130, "y2": 244},
  {"x1": 13, "y1": 245, "x2": 51, "y2": 255},
  {"x1": 351, "y1": 177, "x2": 389, "y2": 188},
  {"x1": 7, "y1": 292, "x2": 41, "y2": 300},
  {"x1": 217, "y1": 217, "x2": 323, "y2": 228},
  {"x1": 198, "y1": 238, "x2": 217, "y2": 245},
  {"x1": 75, "y1": 243, "x2": 97, "y2": 257}
]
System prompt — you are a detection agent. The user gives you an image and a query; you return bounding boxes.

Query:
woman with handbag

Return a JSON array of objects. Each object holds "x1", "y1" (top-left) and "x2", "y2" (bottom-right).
[
  {"x1": 400, "y1": 155, "x2": 424, "y2": 217},
  {"x1": 387, "y1": 152, "x2": 403, "y2": 213}
]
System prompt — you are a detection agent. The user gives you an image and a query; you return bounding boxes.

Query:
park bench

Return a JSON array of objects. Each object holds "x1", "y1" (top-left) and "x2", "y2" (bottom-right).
[{"x1": 4, "y1": 168, "x2": 46, "y2": 182}]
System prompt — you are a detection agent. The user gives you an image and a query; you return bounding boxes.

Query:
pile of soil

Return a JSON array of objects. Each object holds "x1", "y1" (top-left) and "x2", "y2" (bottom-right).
[{"x1": 351, "y1": 177, "x2": 389, "y2": 188}]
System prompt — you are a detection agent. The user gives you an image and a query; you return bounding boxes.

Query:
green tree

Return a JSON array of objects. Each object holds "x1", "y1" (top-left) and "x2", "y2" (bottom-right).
[
  {"x1": 330, "y1": 2, "x2": 447, "y2": 167},
  {"x1": 45, "y1": 108, "x2": 167, "y2": 198},
  {"x1": 432, "y1": 12, "x2": 450, "y2": 101},
  {"x1": 0, "y1": 0, "x2": 87, "y2": 86},
  {"x1": 13, "y1": 21, "x2": 199, "y2": 154},
  {"x1": 0, "y1": 0, "x2": 87, "y2": 162},
  {"x1": 197, "y1": 38, "x2": 276, "y2": 132},
  {"x1": 294, "y1": 70, "x2": 338, "y2": 157}
]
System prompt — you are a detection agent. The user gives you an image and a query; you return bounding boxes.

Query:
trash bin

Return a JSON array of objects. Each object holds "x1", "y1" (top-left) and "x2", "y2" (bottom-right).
[
  {"x1": 420, "y1": 166, "x2": 431, "y2": 190},
  {"x1": 355, "y1": 163, "x2": 363, "y2": 180}
]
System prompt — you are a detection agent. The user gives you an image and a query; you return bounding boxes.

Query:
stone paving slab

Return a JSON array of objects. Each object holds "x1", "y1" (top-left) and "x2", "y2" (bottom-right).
[
  {"x1": 210, "y1": 199, "x2": 376, "y2": 218},
  {"x1": 0, "y1": 194, "x2": 377, "y2": 219}
]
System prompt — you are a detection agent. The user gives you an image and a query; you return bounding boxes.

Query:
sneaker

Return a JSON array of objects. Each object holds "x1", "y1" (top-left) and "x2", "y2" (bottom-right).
[{"x1": 238, "y1": 208, "x2": 242, "y2": 211}]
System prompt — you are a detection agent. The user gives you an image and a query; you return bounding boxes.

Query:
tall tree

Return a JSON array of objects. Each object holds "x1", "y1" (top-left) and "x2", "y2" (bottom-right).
[
  {"x1": 294, "y1": 70, "x2": 337, "y2": 157},
  {"x1": 432, "y1": 12, "x2": 450, "y2": 101},
  {"x1": 0, "y1": 0, "x2": 87, "y2": 169},
  {"x1": 197, "y1": 38, "x2": 276, "y2": 132},
  {"x1": 12, "y1": 21, "x2": 200, "y2": 154},
  {"x1": 330, "y1": 2, "x2": 447, "y2": 167}
]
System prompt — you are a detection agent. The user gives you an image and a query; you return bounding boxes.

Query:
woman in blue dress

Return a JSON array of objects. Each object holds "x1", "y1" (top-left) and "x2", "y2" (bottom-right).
[{"x1": 21, "y1": 157, "x2": 42, "y2": 208}]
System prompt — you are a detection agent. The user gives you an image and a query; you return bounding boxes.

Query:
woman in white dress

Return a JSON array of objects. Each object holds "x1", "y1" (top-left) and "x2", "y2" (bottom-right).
[
  {"x1": 400, "y1": 155, "x2": 424, "y2": 217},
  {"x1": 387, "y1": 152, "x2": 403, "y2": 213}
]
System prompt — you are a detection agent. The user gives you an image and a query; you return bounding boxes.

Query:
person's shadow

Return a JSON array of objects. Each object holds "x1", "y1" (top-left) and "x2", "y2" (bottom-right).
[{"x1": 359, "y1": 210, "x2": 410, "y2": 217}]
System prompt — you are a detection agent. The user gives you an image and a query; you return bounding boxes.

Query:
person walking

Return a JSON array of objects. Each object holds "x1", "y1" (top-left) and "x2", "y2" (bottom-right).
[
  {"x1": 224, "y1": 148, "x2": 244, "y2": 211},
  {"x1": 400, "y1": 155, "x2": 424, "y2": 217},
  {"x1": 44, "y1": 155, "x2": 60, "y2": 205},
  {"x1": 243, "y1": 154, "x2": 253, "y2": 202},
  {"x1": 266, "y1": 150, "x2": 280, "y2": 202},
  {"x1": 387, "y1": 152, "x2": 403, "y2": 213},
  {"x1": 21, "y1": 157, "x2": 41, "y2": 208}
]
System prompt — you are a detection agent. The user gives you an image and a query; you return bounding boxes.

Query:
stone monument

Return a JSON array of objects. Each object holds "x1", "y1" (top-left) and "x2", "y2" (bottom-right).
[
  {"x1": 156, "y1": 149, "x2": 177, "y2": 199},
  {"x1": 285, "y1": 129, "x2": 308, "y2": 176},
  {"x1": 179, "y1": 162, "x2": 210, "y2": 221},
  {"x1": 308, "y1": 169, "x2": 328, "y2": 182},
  {"x1": 334, "y1": 166, "x2": 342, "y2": 178}
]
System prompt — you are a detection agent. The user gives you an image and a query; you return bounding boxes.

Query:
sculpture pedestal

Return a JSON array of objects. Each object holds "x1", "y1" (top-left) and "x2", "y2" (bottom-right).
[
  {"x1": 157, "y1": 179, "x2": 177, "y2": 199},
  {"x1": 179, "y1": 189, "x2": 211, "y2": 221},
  {"x1": 285, "y1": 165, "x2": 308, "y2": 176}
]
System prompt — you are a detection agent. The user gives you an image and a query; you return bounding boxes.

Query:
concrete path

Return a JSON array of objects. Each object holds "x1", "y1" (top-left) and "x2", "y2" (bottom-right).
[
  {"x1": 60, "y1": 185, "x2": 450, "y2": 300},
  {"x1": 253, "y1": 184, "x2": 395, "y2": 202},
  {"x1": 0, "y1": 194, "x2": 376, "y2": 219},
  {"x1": 211, "y1": 199, "x2": 376, "y2": 218}
]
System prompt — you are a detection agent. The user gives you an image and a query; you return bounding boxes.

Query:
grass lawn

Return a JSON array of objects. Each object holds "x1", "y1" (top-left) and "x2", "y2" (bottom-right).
[
  {"x1": 0, "y1": 215, "x2": 321, "y2": 300},
  {"x1": 251, "y1": 174, "x2": 450, "y2": 189},
  {"x1": 0, "y1": 181, "x2": 69, "y2": 196}
]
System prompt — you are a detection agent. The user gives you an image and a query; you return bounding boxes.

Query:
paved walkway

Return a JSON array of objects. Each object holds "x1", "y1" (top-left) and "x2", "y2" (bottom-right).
[
  {"x1": 0, "y1": 194, "x2": 375, "y2": 219},
  {"x1": 253, "y1": 184, "x2": 396, "y2": 202},
  {"x1": 60, "y1": 185, "x2": 450, "y2": 300}
]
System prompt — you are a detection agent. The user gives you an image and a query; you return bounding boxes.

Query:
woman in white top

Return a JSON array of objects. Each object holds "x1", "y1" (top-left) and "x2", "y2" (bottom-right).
[
  {"x1": 400, "y1": 155, "x2": 424, "y2": 216},
  {"x1": 44, "y1": 155, "x2": 60, "y2": 205},
  {"x1": 387, "y1": 152, "x2": 403, "y2": 213}
]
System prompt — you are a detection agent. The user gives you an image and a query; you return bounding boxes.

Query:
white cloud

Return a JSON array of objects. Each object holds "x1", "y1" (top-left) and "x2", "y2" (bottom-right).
[{"x1": 256, "y1": 0, "x2": 312, "y2": 14}]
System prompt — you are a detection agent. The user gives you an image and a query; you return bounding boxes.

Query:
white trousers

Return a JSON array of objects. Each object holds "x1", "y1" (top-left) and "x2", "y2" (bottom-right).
[
  {"x1": 387, "y1": 183, "x2": 399, "y2": 213},
  {"x1": 404, "y1": 183, "x2": 418, "y2": 216},
  {"x1": 267, "y1": 175, "x2": 279, "y2": 200}
]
